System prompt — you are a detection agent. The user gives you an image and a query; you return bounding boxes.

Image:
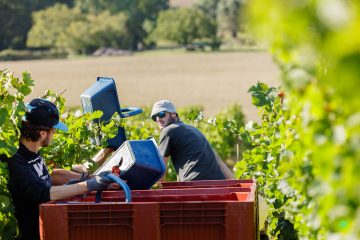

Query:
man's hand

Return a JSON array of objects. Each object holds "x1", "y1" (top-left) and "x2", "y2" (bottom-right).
[{"x1": 86, "y1": 175, "x2": 112, "y2": 191}]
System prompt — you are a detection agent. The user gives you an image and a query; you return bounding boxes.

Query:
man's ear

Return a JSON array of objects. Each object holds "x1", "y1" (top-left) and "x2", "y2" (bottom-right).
[{"x1": 39, "y1": 130, "x2": 47, "y2": 138}]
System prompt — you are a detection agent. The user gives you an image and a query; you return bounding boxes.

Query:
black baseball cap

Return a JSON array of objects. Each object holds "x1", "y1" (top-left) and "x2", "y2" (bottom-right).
[{"x1": 22, "y1": 98, "x2": 68, "y2": 132}]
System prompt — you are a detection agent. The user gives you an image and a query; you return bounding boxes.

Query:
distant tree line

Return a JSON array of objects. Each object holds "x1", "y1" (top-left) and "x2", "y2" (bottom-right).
[
  {"x1": 0, "y1": 0, "x2": 244, "y2": 55},
  {"x1": 0, "y1": 0, "x2": 73, "y2": 50}
]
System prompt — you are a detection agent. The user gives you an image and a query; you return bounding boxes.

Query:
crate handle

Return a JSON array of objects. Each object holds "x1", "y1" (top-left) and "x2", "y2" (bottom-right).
[
  {"x1": 120, "y1": 107, "x2": 143, "y2": 118},
  {"x1": 95, "y1": 173, "x2": 132, "y2": 203}
]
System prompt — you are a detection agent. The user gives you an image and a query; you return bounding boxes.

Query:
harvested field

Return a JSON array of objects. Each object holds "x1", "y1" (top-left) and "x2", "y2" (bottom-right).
[{"x1": 1, "y1": 51, "x2": 279, "y2": 121}]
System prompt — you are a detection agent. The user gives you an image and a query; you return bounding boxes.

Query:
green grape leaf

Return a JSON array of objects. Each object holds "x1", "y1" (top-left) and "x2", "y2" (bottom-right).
[{"x1": 0, "y1": 108, "x2": 8, "y2": 126}]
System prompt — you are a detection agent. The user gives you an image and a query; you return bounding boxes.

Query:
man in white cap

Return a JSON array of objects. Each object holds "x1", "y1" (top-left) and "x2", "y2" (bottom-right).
[
  {"x1": 151, "y1": 100, "x2": 233, "y2": 181},
  {"x1": 7, "y1": 98, "x2": 114, "y2": 240}
]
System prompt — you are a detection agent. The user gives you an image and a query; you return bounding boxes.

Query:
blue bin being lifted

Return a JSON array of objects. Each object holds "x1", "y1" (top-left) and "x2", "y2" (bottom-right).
[
  {"x1": 80, "y1": 77, "x2": 142, "y2": 149},
  {"x1": 95, "y1": 139, "x2": 166, "y2": 190}
]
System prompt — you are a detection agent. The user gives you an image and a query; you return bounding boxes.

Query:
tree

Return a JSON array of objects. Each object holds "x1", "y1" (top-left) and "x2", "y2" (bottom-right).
[
  {"x1": 27, "y1": 4, "x2": 130, "y2": 54},
  {"x1": 155, "y1": 8, "x2": 212, "y2": 47},
  {"x1": 74, "y1": 0, "x2": 169, "y2": 50},
  {"x1": 0, "y1": 0, "x2": 30, "y2": 50},
  {"x1": 124, "y1": 0, "x2": 169, "y2": 50},
  {"x1": 196, "y1": 0, "x2": 222, "y2": 49},
  {"x1": 74, "y1": 0, "x2": 127, "y2": 14},
  {"x1": 61, "y1": 11, "x2": 130, "y2": 54},
  {"x1": 218, "y1": 0, "x2": 242, "y2": 38},
  {"x1": 0, "y1": 0, "x2": 73, "y2": 51},
  {"x1": 196, "y1": 0, "x2": 220, "y2": 21},
  {"x1": 27, "y1": 4, "x2": 82, "y2": 49}
]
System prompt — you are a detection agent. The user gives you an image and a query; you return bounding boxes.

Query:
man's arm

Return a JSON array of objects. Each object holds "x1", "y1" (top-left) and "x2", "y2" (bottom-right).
[
  {"x1": 91, "y1": 148, "x2": 115, "y2": 166},
  {"x1": 72, "y1": 148, "x2": 115, "y2": 173},
  {"x1": 52, "y1": 148, "x2": 115, "y2": 185},
  {"x1": 49, "y1": 175, "x2": 113, "y2": 201},
  {"x1": 51, "y1": 169, "x2": 82, "y2": 185},
  {"x1": 213, "y1": 149, "x2": 235, "y2": 179},
  {"x1": 49, "y1": 181, "x2": 88, "y2": 200}
]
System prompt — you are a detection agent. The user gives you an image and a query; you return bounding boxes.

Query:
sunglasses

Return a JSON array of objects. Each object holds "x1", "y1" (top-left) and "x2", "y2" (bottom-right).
[{"x1": 152, "y1": 111, "x2": 167, "y2": 121}]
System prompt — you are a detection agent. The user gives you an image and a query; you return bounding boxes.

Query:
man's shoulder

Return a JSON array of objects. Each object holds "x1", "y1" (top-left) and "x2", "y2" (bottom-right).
[
  {"x1": 162, "y1": 121, "x2": 188, "y2": 133},
  {"x1": 7, "y1": 150, "x2": 28, "y2": 167}
]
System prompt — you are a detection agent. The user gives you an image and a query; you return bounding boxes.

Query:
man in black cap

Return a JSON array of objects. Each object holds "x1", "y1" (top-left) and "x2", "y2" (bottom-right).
[
  {"x1": 7, "y1": 98, "x2": 113, "y2": 240},
  {"x1": 151, "y1": 100, "x2": 233, "y2": 181}
]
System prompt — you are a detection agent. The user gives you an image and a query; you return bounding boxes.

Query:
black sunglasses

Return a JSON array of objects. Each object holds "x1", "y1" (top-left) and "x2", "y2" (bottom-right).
[{"x1": 152, "y1": 111, "x2": 167, "y2": 121}]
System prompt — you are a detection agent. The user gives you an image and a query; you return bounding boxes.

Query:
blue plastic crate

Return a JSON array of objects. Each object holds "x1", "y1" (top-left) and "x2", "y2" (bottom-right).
[
  {"x1": 80, "y1": 77, "x2": 142, "y2": 149},
  {"x1": 95, "y1": 140, "x2": 166, "y2": 190}
]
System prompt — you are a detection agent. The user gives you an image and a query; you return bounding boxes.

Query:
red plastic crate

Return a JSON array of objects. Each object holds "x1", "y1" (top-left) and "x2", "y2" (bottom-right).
[
  {"x1": 49, "y1": 187, "x2": 255, "y2": 203},
  {"x1": 60, "y1": 186, "x2": 254, "y2": 203},
  {"x1": 160, "y1": 179, "x2": 255, "y2": 189},
  {"x1": 103, "y1": 186, "x2": 254, "y2": 200},
  {"x1": 40, "y1": 182, "x2": 258, "y2": 240}
]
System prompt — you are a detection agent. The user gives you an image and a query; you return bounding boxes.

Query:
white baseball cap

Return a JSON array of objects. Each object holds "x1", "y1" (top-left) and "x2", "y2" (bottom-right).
[{"x1": 151, "y1": 100, "x2": 177, "y2": 121}]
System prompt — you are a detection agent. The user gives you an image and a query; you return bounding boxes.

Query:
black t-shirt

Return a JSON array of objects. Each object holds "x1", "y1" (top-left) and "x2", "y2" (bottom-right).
[
  {"x1": 159, "y1": 121, "x2": 225, "y2": 181},
  {"x1": 7, "y1": 142, "x2": 51, "y2": 240}
]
